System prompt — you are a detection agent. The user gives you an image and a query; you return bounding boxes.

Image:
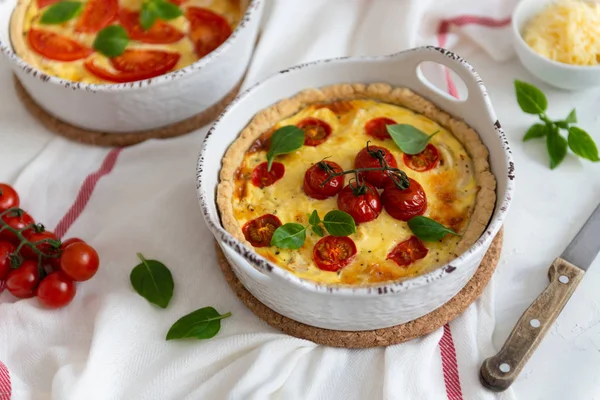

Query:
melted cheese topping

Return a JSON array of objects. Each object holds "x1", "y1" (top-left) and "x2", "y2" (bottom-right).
[
  {"x1": 523, "y1": 0, "x2": 600, "y2": 66},
  {"x1": 232, "y1": 100, "x2": 479, "y2": 285},
  {"x1": 13, "y1": 0, "x2": 241, "y2": 83}
]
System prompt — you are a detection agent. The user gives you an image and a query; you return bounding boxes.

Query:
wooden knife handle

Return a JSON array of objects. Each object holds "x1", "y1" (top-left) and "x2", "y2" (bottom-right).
[{"x1": 480, "y1": 258, "x2": 584, "y2": 391}]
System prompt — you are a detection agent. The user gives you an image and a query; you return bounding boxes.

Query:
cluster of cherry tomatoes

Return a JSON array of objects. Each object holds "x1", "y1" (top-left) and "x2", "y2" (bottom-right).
[
  {"x1": 0, "y1": 183, "x2": 100, "y2": 308},
  {"x1": 242, "y1": 116, "x2": 440, "y2": 272}
]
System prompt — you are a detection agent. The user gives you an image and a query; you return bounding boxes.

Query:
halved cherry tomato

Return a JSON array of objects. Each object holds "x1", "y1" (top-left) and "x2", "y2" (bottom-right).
[
  {"x1": 242, "y1": 214, "x2": 282, "y2": 247},
  {"x1": 251, "y1": 162, "x2": 285, "y2": 188},
  {"x1": 186, "y1": 7, "x2": 232, "y2": 58},
  {"x1": 313, "y1": 236, "x2": 357, "y2": 272},
  {"x1": 337, "y1": 182, "x2": 382, "y2": 224},
  {"x1": 0, "y1": 184, "x2": 19, "y2": 211},
  {"x1": 21, "y1": 230, "x2": 58, "y2": 260},
  {"x1": 84, "y1": 50, "x2": 180, "y2": 83},
  {"x1": 0, "y1": 241, "x2": 16, "y2": 281},
  {"x1": 364, "y1": 117, "x2": 396, "y2": 140},
  {"x1": 36, "y1": 271, "x2": 76, "y2": 308},
  {"x1": 0, "y1": 210, "x2": 34, "y2": 244},
  {"x1": 354, "y1": 145, "x2": 398, "y2": 188},
  {"x1": 387, "y1": 236, "x2": 428, "y2": 267},
  {"x1": 60, "y1": 242, "x2": 99, "y2": 282},
  {"x1": 49, "y1": 238, "x2": 84, "y2": 271},
  {"x1": 75, "y1": 0, "x2": 118, "y2": 33},
  {"x1": 119, "y1": 9, "x2": 185, "y2": 44},
  {"x1": 6, "y1": 260, "x2": 40, "y2": 298},
  {"x1": 297, "y1": 118, "x2": 332, "y2": 147},
  {"x1": 303, "y1": 161, "x2": 344, "y2": 200},
  {"x1": 381, "y1": 178, "x2": 427, "y2": 221},
  {"x1": 37, "y1": 0, "x2": 61, "y2": 8},
  {"x1": 28, "y1": 29, "x2": 93, "y2": 62},
  {"x1": 403, "y1": 144, "x2": 440, "y2": 172}
]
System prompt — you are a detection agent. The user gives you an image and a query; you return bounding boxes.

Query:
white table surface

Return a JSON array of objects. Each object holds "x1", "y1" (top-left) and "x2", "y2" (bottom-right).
[{"x1": 0, "y1": 48, "x2": 599, "y2": 399}]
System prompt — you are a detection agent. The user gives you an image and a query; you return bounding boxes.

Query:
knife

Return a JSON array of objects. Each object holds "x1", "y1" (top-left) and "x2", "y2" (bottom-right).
[{"x1": 480, "y1": 203, "x2": 600, "y2": 391}]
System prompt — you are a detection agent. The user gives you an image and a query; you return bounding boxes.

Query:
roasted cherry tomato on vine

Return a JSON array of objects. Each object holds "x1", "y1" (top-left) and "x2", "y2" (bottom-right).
[
  {"x1": 303, "y1": 161, "x2": 344, "y2": 200},
  {"x1": 0, "y1": 184, "x2": 19, "y2": 211},
  {"x1": 36, "y1": 272, "x2": 76, "y2": 309},
  {"x1": 0, "y1": 241, "x2": 16, "y2": 280},
  {"x1": 28, "y1": 30, "x2": 93, "y2": 62},
  {"x1": 49, "y1": 238, "x2": 84, "y2": 270},
  {"x1": 6, "y1": 260, "x2": 40, "y2": 298},
  {"x1": 186, "y1": 7, "x2": 232, "y2": 58},
  {"x1": 21, "y1": 230, "x2": 58, "y2": 260},
  {"x1": 313, "y1": 236, "x2": 357, "y2": 272},
  {"x1": 387, "y1": 236, "x2": 428, "y2": 267},
  {"x1": 0, "y1": 210, "x2": 34, "y2": 244},
  {"x1": 403, "y1": 144, "x2": 439, "y2": 172},
  {"x1": 337, "y1": 182, "x2": 382, "y2": 224},
  {"x1": 119, "y1": 9, "x2": 185, "y2": 44},
  {"x1": 381, "y1": 178, "x2": 427, "y2": 221},
  {"x1": 297, "y1": 118, "x2": 332, "y2": 146},
  {"x1": 60, "y1": 242, "x2": 100, "y2": 282},
  {"x1": 364, "y1": 117, "x2": 395, "y2": 140},
  {"x1": 251, "y1": 162, "x2": 285, "y2": 188},
  {"x1": 354, "y1": 145, "x2": 398, "y2": 188},
  {"x1": 75, "y1": 0, "x2": 118, "y2": 33},
  {"x1": 242, "y1": 214, "x2": 282, "y2": 247}
]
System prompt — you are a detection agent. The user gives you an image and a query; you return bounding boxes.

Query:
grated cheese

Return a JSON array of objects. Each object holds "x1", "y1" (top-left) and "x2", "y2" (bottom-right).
[{"x1": 523, "y1": 0, "x2": 600, "y2": 66}]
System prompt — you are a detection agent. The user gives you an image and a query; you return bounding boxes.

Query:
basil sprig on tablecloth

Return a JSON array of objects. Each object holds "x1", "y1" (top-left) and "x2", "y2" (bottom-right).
[
  {"x1": 141, "y1": 0, "x2": 183, "y2": 30},
  {"x1": 387, "y1": 124, "x2": 439, "y2": 154},
  {"x1": 515, "y1": 80, "x2": 599, "y2": 169},
  {"x1": 93, "y1": 25, "x2": 129, "y2": 58},
  {"x1": 407, "y1": 216, "x2": 458, "y2": 242},
  {"x1": 40, "y1": 1, "x2": 82, "y2": 24},
  {"x1": 266, "y1": 126, "x2": 305, "y2": 171},
  {"x1": 271, "y1": 210, "x2": 356, "y2": 249}
]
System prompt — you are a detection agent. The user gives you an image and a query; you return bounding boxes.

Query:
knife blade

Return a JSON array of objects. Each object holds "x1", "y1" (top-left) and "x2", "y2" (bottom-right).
[{"x1": 481, "y1": 203, "x2": 600, "y2": 391}]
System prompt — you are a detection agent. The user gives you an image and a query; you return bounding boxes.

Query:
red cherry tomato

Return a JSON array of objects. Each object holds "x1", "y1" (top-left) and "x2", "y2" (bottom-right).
[
  {"x1": 119, "y1": 9, "x2": 185, "y2": 44},
  {"x1": 0, "y1": 241, "x2": 16, "y2": 281},
  {"x1": 296, "y1": 118, "x2": 332, "y2": 147},
  {"x1": 75, "y1": 0, "x2": 118, "y2": 33},
  {"x1": 250, "y1": 162, "x2": 285, "y2": 188},
  {"x1": 354, "y1": 145, "x2": 398, "y2": 188},
  {"x1": 36, "y1": 272, "x2": 76, "y2": 309},
  {"x1": 59, "y1": 242, "x2": 99, "y2": 282},
  {"x1": 303, "y1": 161, "x2": 344, "y2": 200},
  {"x1": 0, "y1": 211, "x2": 34, "y2": 244},
  {"x1": 364, "y1": 117, "x2": 396, "y2": 140},
  {"x1": 242, "y1": 214, "x2": 282, "y2": 247},
  {"x1": 84, "y1": 50, "x2": 180, "y2": 83},
  {"x1": 186, "y1": 7, "x2": 232, "y2": 58},
  {"x1": 21, "y1": 230, "x2": 58, "y2": 260},
  {"x1": 313, "y1": 236, "x2": 357, "y2": 272},
  {"x1": 403, "y1": 144, "x2": 440, "y2": 172},
  {"x1": 337, "y1": 183, "x2": 382, "y2": 224},
  {"x1": 0, "y1": 184, "x2": 19, "y2": 211},
  {"x1": 387, "y1": 236, "x2": 428, "y2": 267},
  {"x1": 6, "y1": 260, "x2": 40, "y2": 298},
  {"x1": 28, "y1": 29, "x2": 93, "y2": 62},
  {"x1": 37, "y1": 0, "x2": 61, "y2": 7},
  {"x1": 49, "y1": 238, "x2": 84, "y2": 270},
  {"x1": 381, "y1": 178, "x2": 427, "y2": 221}
]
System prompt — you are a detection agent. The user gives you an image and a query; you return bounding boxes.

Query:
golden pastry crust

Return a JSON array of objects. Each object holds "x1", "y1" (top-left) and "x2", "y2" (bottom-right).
[{"x1": 217, "y1": 83, "x2": 496, "y2": 268}]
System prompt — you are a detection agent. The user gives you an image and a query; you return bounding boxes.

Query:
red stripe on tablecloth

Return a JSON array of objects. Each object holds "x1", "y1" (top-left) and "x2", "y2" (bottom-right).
[
  {"x1": 0, "y1": 361, "x2": 11, "y2": 400},
  {"x1": 54, "y1": 148, "x2": 122, "y2": 239}
]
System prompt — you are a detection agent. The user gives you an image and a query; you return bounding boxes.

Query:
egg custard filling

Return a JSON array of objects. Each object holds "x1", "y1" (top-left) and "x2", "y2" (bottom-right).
[
  {"x1": 217, "y1": 84, "x2": 496, "y2": 286},
  {"x1": 10, "y1": 0, "x2": 242, "y2": 83}
]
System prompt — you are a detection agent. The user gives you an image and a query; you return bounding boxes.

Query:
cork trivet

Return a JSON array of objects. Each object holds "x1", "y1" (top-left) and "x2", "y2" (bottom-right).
[
  {"x1": 13, "y1": 75, "x2": 243, "y2": 147},
  {"x1": 216, "y1": 229, "x2": 503, "y2": 348}
]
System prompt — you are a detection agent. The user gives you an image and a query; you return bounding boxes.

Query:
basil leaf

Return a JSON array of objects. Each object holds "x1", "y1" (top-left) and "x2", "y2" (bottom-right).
[
  {"x1": 323, "y1": 210, "x2": 356, "y2": 237},
  {"x1": 130, "y1": 253, "x2": 174, "y2": 309},
  {"x1": 271, "y1": 223, "x2": 306, "y2": 249},
  {"x1": 311, "y1": 224, "x2": 325, "y2": 237},
  {"x1": 266, "y1": 126, "x2": 305, "y2": 171},
  {"x1": 568, "y1": 127, "x2": 600, "y2": 162},
  {"x1": 152, "y1": 0, "x2": 182, "y2": 20},
  {"x1": 514, "y1": 80, "x2": 547, "y2": 115},
  {"x1": 546, "y1": 129, "x2": 568, "y2": 169},
  {"x1": 554, "y1": 120, "x2": 569, "y2": 129},
  {"x1": 140, "y1": 3, "x2": 157, "y2": 30},
  {"x1": 523, "y1": 124, "x2": 548, "y2": 142},
  {"x1": 565, "y1": 109, "x2": 578, "y2": 124},
  {"x1": 40, "y1": 1, "x2": 82, "y2": 24},
  {"x1": 308, "y1": 210, "x2": 320, "y2": 226},
  {"x1": 387, "y1": 124, "x2": 438, "y2": 155},
  {"x1": 407, "y1": 216, "x2": 458, "y2": 242},
  {"x1": 93, "y1": 25, "x2": 129, "y2": 58},
  {"x1": 166, "y1": 307, "x2": 231, "y2": 341}
]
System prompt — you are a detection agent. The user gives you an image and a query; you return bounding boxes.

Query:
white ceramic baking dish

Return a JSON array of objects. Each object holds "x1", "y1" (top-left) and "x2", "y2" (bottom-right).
[
  {"x1": 197, "y1": 46, "x2": 515, "y2": 331},
  {"x1": 0, "y1": 0, "x2": 263, "y2": 133}
]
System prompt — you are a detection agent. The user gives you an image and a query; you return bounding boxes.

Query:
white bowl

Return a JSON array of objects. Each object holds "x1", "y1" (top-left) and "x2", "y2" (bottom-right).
[
  {"x1": 0, "y1": 0, "x2": 264, "y2": 132},
  {"x1": 512, "y1": 0, "x2": 600, "y2": 90},
  {"x1": 197, "y1": 46, "x2": 515, "y2": 331}
]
